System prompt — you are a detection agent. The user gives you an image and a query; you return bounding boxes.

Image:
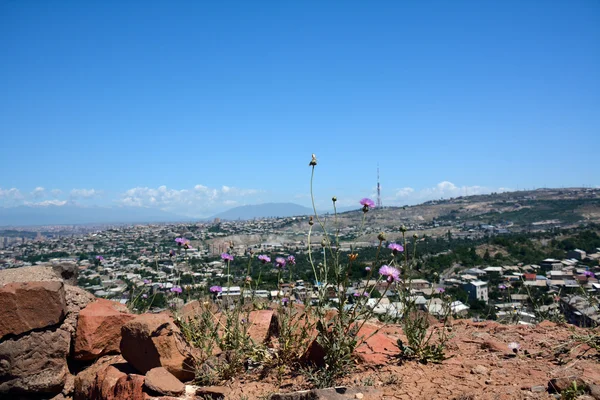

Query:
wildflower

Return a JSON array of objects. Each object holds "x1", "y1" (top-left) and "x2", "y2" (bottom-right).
[
  {"x1": 275, "y1": 257, "x2": 286, "y2": 268},
  {"x1": 400, "y1": 225, "x2": 407, "y2": 233},
  {"x1": 309, "y1": 154, "x2": 317, "y2": 166},
  {"x1": 388, "y1": 243, "x2": 404, "y2": 255},
  {"x1": 508, "y1": 342, "x2": 520, "y2": 353},
  {"x1": 175, "y1": 237, "x2": 186, "y2": 246},
  {"x1": 210, "y1": 285, "x2": 222, "y2": 293},
  {"x1": 95, "y1": 255, "x2": 104, "y2": 261},
  {"x1": 287, "y1": 255, "x2": 296, "y2": 265},
  {"x1": 258, "y1": 254, "x2": 271, "y2": 264},
  {"x1": 363, "y1": 292, "x2": 369, "y2": 297},
  {"x1": 170, "y1": 286, "x2": 182, "y2": 294},
  {"x1": 142, "y1": 294, "x2": 148, "y2": 299},
  {"x1": 360, "y1": 198, "x2": 375, "y2": 212},
  {"x1": 353, "y1": 292, "x2": 361, "y2": 297},
  {"x1": 143, "y1": 279, "x2": 150, "y2": 284},
  {"x1": 245, "y1": 276, "x2": 252, "y2": 283},
  {"x1": 378, "y1": 232, "x2": 386, "y2": 241},
  {"x1": 282, "y1": 298, "x2": 289, "y2": 304},
  {"x1": 221, "y1": 253, "x2": 234, "y2": 262},
  {"x1": 379, "y1": 265, "x2": 400, "y2": 282},
  {"x1": 436, "y1": 287, "x2": 445, "y2": 293},
  {"x1": 583, "y1": 271, "x2": 594, "y2": 278},
  {"x1": 348, "y1": 253, "x2": 358, "y2": 262},
  {"x1": 365, "y1": 266, "x2": 371, "y2": 272},
  {"x1": 498, "y1": 284, "x2": 507, "y2": 290},
  {"x1": 241, "y1": 318, "x2": 247, "y2": 324},
  {"x1": 169, "y1": 249, "x2": 175, "y2": 257}
]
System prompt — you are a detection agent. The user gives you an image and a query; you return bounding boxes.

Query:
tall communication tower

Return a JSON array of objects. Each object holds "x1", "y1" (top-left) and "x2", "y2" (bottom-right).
[{"x1": 377, "y1": 165, "x2": 382, "y2": 208}]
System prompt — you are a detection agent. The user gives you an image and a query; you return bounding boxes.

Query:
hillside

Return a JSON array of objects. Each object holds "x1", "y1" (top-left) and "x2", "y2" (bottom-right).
[
  {"x1": 211, "y1": 203, "x2": 315, "y2": 220},
  {"x1": 1, "y1": 264, "x2": 599, "y2": 399}
]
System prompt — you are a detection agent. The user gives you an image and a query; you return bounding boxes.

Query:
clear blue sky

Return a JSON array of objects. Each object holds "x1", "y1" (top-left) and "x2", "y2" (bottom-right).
[{"x1": 1, "y1": 1, "x2": 599, "y2": 217}]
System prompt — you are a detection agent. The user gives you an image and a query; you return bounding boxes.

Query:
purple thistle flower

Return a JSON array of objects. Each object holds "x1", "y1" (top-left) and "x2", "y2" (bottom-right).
[
  {"x1": 436, "y1": 287, "x2": 445, "y2": 293},
  {"x1": 210, "y1": 285, "x2": 222, "y2": 293},
  {"x1": 365, "y1": 266, "x2": 371, "y2": 272},
  {"x1": 169, "y1": 249, "x2": 175, "y2": 257},
  {"x1": 95, "y1": 255, "x2": 104, "y2": 261},
  {"x1": 353, "y1": 292, "x2": 361, "y2": 297},
  {"x1": 143, "y1": 279, "x2": 150, "y2": 284},
  {"x1": 142, "y1": 294, "x2": 148, "y2": 299},
  {"x1": 170, "y1": 286, "x2": 182, "y2": 294},
  {"x1": 282, "y1": 298, "x2": 289, "y2": 304},
  {"x1": 275, "y1": 257, "x2": 286, "y2": 268},
  {"x1": 258, "y1": 254, "x2": 271, "y2": 264},
  {"x1": 287, "y1": 255, "x2": 296, "y2": 265},
  {"x1": 360, "y1": 198, "x2": 375, "y2": 212},
  {"x1": 388, "y1": 243, "x2": 404, "y2": 254},
  {"x1": 379, "y1": 265, "x2": 400, "y2": 282},
  {"x1": 221, "y1": 253, "x2": 234, "y2": 262},
  {"x1": 175, "y1": 237, "x2": 185, "y2": 246},
  {"x1": 363, "y1": 292, "x2": 369, "y2": 297},
  {"x1": 583, "y1": 271, "x2": 594, "y2": 278},
  {"x1": 498, "y1": 284, "x2": 507, "y2": 290}
]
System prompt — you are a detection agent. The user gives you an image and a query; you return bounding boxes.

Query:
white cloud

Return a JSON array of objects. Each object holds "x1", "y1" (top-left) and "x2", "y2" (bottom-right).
[
  {"x1": 119, "y1": 184, "x2": 261, "y2": 217},
  {"x1": 31, "y1": 187, "x2": 45, "y2": 198},
  {"x1": 25, "y1": 200, "x2": 68, "y2": 207},
  {"x1": 0, "y1": 188, "x2": 23, "y2": 200},
  {"x1": 385, "y1": 181, "x2": 513, "y2": 205},
  {"x1": 70, "y1": 188, "x2": 101, "y2": 199},
  {"x1": 50, "y1": 189, "x2": 63, "y2": 197}
]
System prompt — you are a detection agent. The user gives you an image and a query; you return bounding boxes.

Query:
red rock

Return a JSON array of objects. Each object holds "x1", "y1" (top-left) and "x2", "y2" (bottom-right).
[
  {"x1": 74, "y1": 356, "x2": 145, "y2": 400},
  {"x1": 246, "y1": 310, "x2": 274, "y2": 343},
  {"x1": 195, "y1": 386, "x2": 231, "y2": 399},
  {"x1": 120, "y1": 313, "x2": 197, "y2": 381},
  {"x1": 113, "y1": 373, "x2": 145, "y2": 400},
  {"x1": 481, "y1": 339, "x2": 510, "y2": 353},
  {"x1": 144, "y1": 367, "x2": 185, "y2": 396},
  {"x1": 74, "y1": 355, "x2": 125, "y2": 400},
  {"x1": 0, "y1": 281, "x2": 66, "y2": 339},
  {"x1": 74, "y1": 299, "x2": 136, "y2": 360},
  {"x1": 356, "y1": 324, "x2": 399, "y2": 366},
  {"x1": 0, "y1": 326, "x2": 70, "y2": 395}
]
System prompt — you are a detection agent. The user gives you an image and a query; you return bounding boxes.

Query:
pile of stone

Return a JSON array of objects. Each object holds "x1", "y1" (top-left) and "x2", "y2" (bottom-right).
[{"x1": 0, "y1": 264, "x2": 197, "y2": 400}]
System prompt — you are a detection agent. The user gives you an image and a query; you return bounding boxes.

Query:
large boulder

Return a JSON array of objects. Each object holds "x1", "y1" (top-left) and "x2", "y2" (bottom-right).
[
  {"x1": 74, "y1": 299, "x2": 135, "y2": 360},
  {"x1": 0, "y1": 327, "x2": 70, "y2": 395},
  {"x1": 0, "y1": 280, "x2": 66, "y2": 339},
  {"x1": 120, "y1": 313, "x2": 196, "y2": 381}
]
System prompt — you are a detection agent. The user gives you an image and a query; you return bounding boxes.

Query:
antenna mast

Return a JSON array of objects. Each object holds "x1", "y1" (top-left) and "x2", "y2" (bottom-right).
[{"x1": 377, "y1": 165, "x2": 382, "y2": 208}]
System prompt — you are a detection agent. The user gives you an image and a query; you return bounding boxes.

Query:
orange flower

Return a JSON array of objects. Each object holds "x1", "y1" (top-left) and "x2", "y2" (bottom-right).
[{"x1": 348, "y1": 253, "x2": 358, "y2": 261}]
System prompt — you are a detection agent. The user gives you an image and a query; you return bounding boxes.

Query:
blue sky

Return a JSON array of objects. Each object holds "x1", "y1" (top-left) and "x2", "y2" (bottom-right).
[{"x1": 1, "y1": 1, "x2": 599, "y2": 217}]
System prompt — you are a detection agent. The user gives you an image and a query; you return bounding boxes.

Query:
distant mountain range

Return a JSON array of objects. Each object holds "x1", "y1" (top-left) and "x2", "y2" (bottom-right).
[
  {"x1": 0, "y1": 205, "x2": 188, "y2": 226},
  {"x1": 210, "y1": 203, "x2": 315, "y2": 220}
]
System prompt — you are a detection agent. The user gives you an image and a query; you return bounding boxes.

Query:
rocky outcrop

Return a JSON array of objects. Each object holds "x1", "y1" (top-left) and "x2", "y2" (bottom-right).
[
  {"x1": 51, "y1": 261, "x2": 79, "y2": 285},
  {"x1": 120, "y1": 313, "x2": 196, "y2": 381},
  {"x1": 0, "y1": 280, "x2": 66, "y2": 339},
  {"x1": 0, "y1": 326, "x2": 70, "y2": 394},
  {"x1": 74, "y1": 299, "x2": 135, "y2": 360},
  {"x1": 144, "y1": 367, "x2": 185, "y2": 396}
]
